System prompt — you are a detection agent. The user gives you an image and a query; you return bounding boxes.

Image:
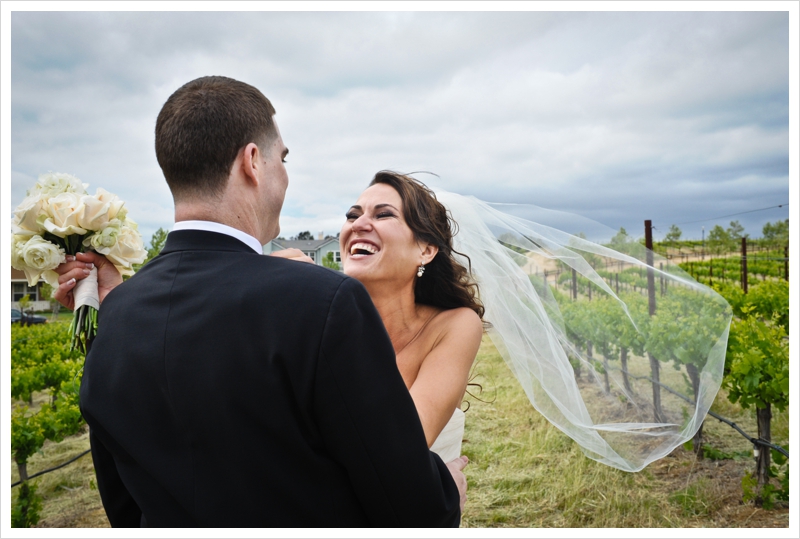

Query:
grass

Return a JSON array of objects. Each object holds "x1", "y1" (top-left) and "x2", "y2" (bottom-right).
[{"x1": 10, "y1": 335, "x2": 789, "y2": 528}]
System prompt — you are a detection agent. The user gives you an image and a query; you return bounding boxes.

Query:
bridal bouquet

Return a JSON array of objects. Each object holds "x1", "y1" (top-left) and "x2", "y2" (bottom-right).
[{"x1": 11, "y1": 172, "x2": 147, "y2": 351}]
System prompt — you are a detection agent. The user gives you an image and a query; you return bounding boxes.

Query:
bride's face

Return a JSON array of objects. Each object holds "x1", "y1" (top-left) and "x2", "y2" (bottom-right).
[{"x1": 340, "y1": 183, "x2": 423, "y2": 285}]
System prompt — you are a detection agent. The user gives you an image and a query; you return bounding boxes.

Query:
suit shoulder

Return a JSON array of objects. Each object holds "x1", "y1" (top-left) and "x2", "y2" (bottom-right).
[{"x1": 253, "y1": 256, "x2": 355, "y2": 292}]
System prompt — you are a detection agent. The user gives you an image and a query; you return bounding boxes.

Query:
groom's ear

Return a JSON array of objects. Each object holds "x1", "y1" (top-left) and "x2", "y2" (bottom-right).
[{"x1": 240, "y1": 142, "x2": 262, "y2": 187}]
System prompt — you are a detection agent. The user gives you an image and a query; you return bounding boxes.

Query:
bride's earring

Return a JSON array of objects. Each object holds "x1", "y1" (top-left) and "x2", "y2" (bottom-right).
[{"x1": 417, "y1": 264, "x2": 426, "y2": 278}]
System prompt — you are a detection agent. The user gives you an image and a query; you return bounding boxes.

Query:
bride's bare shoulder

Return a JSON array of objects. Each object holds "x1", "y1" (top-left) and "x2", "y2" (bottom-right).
[{"x1": 430, "y1": 306, "x2": 483, "y2": 341}]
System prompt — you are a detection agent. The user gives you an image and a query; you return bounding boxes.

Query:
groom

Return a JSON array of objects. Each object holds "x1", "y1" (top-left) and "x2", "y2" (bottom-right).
[{"x1": 55, "y1": 76, "x2": 466, "y2": 527}]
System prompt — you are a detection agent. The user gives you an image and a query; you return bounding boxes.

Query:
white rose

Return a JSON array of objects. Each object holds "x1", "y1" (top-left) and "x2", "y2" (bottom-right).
[
  {"x1": 30, "y1": 172, "x2": 88, "y2": 199},
  {"x1": 11, "y1": 215, "x2": 37, "y2": 238},
  {"x1": 84, "y1": 219, "x2": 122, "y2": 251},
  {"x1": 13, "y1": 193, "x2": 47, "y2": 234},
  {"x1": 104, "y1": 222, "x2": 146, "y2": 275},
  {"x1": 77, "y1": 194, "x2": 112, "y2": 231},
  {"x1": 19, "y1": 235, "x2": 65, "y2": 286},
  {"x1": 94, "y1": 188, "x2": 126, "y2": 221},
  {"x1": 40, "y1": 192, "x2": 89, "y2": 238},
  {"x1": 10, "y1": 235, "x2": 29, "y2": 269}
]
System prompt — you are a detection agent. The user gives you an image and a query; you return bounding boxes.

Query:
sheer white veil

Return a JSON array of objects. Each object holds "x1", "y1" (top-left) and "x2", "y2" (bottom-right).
[{"x1": 433, "y1": 188, "x2": 731, "y2": 473}]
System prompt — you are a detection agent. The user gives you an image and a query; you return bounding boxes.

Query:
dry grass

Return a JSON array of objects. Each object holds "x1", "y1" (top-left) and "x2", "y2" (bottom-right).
[{"x1": 10, "y1": 336, "x2": 788, "y2": 528}]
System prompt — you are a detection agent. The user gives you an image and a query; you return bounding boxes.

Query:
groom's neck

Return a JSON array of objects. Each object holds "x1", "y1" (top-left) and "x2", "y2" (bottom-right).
[{"x1": 174, "y1": 197, "x2": 271, "y2": 244}]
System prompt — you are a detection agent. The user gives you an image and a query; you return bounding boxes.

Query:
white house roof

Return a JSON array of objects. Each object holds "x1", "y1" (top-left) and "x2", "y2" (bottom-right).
[{"x1": 272, "y1": 238, "x2": 339, "y2": 251}]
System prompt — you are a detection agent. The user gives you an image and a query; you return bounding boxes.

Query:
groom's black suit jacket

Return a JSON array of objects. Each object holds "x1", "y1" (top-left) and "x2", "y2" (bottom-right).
[{"x1": 80, "y1": 230, "x2": 461, "y2": 527}]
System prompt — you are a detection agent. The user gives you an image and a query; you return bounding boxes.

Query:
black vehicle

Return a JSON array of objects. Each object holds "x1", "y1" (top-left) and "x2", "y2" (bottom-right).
[{"x1": 11, "y1": 309, "x2": 47, "y2": 325}]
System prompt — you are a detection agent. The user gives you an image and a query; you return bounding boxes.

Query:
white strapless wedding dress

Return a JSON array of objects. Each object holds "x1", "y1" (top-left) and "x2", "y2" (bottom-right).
[{"x1": 429, "y1": 408, "x2": 465, "y2": 463}]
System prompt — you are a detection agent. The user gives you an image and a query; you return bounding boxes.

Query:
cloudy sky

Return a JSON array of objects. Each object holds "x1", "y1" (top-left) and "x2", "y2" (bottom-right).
[{"x1": 7, "y1": 7, "x2": 792, "y2": 245}]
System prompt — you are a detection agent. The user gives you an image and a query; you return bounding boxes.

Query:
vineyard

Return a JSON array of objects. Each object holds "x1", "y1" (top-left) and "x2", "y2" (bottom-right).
[{"x1": 10, "y1": 239, "x2": 790, "y2": 527}]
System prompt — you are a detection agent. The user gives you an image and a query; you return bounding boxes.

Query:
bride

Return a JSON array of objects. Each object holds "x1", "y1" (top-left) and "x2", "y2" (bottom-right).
[{"x1": 336, "y1": 171, "x2": 484, "y2": 461}]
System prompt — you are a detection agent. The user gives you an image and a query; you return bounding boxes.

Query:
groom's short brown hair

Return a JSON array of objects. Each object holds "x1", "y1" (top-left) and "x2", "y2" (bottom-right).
[{"x1": 155, "y1": 76, "x2": 277, "y2": 200}]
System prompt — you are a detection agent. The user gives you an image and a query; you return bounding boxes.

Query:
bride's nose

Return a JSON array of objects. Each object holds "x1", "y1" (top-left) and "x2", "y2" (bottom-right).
[{"x1": 351, "y1": 213, "x2": 372, "y2": 231}]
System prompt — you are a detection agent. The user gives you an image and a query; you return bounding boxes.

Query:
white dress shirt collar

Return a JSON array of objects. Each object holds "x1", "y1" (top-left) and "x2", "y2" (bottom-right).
[{"x1": 172, "y1": 220, "x2": 263, "y2": 254}]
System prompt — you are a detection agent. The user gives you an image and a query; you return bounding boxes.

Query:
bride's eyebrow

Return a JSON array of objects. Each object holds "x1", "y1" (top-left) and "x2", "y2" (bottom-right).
[
  {"x1": 348, "y1": 205, "x2": 362, "y2": 212},
  {"x1": 374, "y1": 204, "x2": 399, "y2": 211}
]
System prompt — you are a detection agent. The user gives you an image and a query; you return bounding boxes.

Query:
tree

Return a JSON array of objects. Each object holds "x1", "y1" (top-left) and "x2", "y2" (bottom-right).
[
  {"x1": 727, "y1": 220, "x2": 746, "y2": 241},
  {"x1": 39, "y1": 283, "x2": 60, "y2": 319},
  {"x1": 132, "y1": 227, "x2": 169, "y2": 274},
  {"x1": 322, "y1": 252, "x2": 340, "y2": 271},
  {"x1": 146, "y1": 227, "x2": 168, "y2": 261},
  {"x1": 762, "y1": 219, "x2": 789, "y2": 245},
  {"x1": 294, "y1": 231, "x2": 313, "y2": 241},
  {"x1": 707, "y1": 225, "x2": 732, "y2": 255},
  {"x1": 664, "y1": 224, "x2": 682, "y2": 243},
  {"x1": 17, "y1": 294, "x2": 31, "y2": 315}
]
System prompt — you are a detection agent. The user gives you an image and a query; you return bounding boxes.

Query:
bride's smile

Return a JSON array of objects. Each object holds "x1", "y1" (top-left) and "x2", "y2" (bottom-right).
[{"x1": 340, "y1": 183, "x2": 429, "y2": 286}]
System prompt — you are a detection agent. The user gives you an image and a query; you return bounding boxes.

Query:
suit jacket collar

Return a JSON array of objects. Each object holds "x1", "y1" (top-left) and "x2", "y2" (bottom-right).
[{"x1": 160, "y1": 229, "x2": 259, "y2": 255}]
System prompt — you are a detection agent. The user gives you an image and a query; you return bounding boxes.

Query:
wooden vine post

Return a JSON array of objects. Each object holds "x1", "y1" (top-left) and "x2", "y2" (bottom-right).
[
  {"x1": 645, "y1": 220, "x2": 664, "y2": 422},
  {"x1": 741, "y1": 237, "x2": 748, "y2": 293},
  {"x1": 572, "y1": 268, "x2": 577, "y2": 300}
]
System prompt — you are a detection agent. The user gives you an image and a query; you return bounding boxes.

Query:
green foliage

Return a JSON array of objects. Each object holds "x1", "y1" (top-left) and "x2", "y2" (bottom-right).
[
  {"x1": 723, "y1": 309, "x2": 789, "y2": 412},
  {"x1": 11, "y1": 481, "x2": 42, "y2": 528},
  {"x1": 322, "y1": 251, "x2": 340, "y2": 271},
  {"x1": 669, "y1": 480, "x2": 714, "y2": 517},
  {"x1": 727, "y1": 220, "x2": 745, "y2": 241},
  {"x1": 294, "y1": 231, "x2": 313, "y2": 240},
  {"x1": 741, "y1": 472, "x2": 758, "y2": 505},
  {"x1": 681, "y1": 250, "x2": 786, "y2": 285},
  {"x1": 132, "y1": 227, "x2": 168, "y2": 273},
  {"x1": 691, "y1": 443, "x2": 749, "y2": 461},
  {"x1": 18, "y1": 294, "x2": 31, "y2": 312},
  {"x1": 40, "y1": 283, "x2": 55, "y2": 303},
  {"x1": 744, "y1": 280, "x2": 789, "y2": 329},
  {"x1": 664, "y1": 224, "x2": 682, "y2": 243},
  {"x1": 11, "y1": 408, "x2": 45, "y2": 467},
  {"x1": 742, "y1": 449, "x2": 789, "y2": 510},
  {"x1": 12, "y1": 323, "x2": 85, "y2": 402},
  {"x1": 762, "y1": 219, "x2": 788, "y2": 245},
  {"x1": 707, "y1": 225, "x2": 732, "y2": 255},
  {"x1": 646, "y1": 288, "x2": 729, "y2": 377},
  {"x1": 768, "y1": 447, "x2": 790, "y2": 506},
  {"x1": 11, "y1": 322, "x2": 86, "y2": 480}
]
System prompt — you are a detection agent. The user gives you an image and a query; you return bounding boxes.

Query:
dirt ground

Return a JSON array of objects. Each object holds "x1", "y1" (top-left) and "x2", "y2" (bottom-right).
[{"x1": 648, "y1": 446, "x2": 789, "y2": 528}]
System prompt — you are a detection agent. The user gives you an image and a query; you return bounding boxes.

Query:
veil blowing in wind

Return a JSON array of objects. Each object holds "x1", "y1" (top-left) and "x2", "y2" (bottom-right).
[{"x1": 432, "y1": 187, "x2": 731, "y2": 472}]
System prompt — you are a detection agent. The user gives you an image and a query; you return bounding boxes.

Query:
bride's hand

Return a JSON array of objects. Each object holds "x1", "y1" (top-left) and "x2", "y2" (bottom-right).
[
  {"x1": 445, "y1": 455, "x2": 469, "y2": 511},
  {"x1": 269, "y1": 248, "x2": 315, "y2": 264},
  {"x1": 53, "y1": 252, "x2": 122, "y2": 310}
]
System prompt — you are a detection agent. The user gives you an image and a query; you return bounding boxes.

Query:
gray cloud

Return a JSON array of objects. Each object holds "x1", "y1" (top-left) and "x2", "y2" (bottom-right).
[{"x1": 9, "y1": 10, "x2": 790, "y2": 245}]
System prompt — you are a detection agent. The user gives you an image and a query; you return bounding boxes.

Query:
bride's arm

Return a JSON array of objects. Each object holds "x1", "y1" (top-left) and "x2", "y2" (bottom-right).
[{"x1": 408, "y1": 307, "x2": 483, "y2": 447}]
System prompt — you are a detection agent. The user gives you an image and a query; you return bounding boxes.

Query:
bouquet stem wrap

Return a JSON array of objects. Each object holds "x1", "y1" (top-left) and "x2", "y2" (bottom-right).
[
  {"x1": 70, "y1": 267, "x2": 99, "y2": 353},
  {"x1": 74, "y1": 267, "x2": 99, "y2": 310}
]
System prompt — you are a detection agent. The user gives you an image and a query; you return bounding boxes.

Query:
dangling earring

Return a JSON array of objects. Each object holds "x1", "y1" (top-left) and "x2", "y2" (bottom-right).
[{"x1": 417, "y1": 264, "x2": 426, "y2": 278}]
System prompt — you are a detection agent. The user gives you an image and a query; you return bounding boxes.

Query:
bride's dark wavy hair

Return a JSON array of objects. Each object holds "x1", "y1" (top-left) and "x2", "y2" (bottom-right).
[{"x1": 369, "y1": 171, "x2": 485, "y2": 320}]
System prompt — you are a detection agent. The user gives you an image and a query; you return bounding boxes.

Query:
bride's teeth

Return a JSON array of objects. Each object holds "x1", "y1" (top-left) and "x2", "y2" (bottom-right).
[{"x1": 350, "y1": 243, "x2": 378, "y2": 255}]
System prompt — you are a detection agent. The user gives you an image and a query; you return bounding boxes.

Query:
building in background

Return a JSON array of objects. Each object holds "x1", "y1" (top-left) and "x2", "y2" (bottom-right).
[
  {"x1": 11, "y1": 267, "x2": 50, "y2": 311},
  {"x1": 263, "y1": 232, "x2": 341, "y2": 268}
]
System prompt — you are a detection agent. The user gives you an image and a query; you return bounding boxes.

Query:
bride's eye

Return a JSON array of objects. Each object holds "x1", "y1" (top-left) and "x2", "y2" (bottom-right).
[
  {"x1": 376, "y1": 212, "x2": 395, "y2": 219},
  {"x1": 345, "y1": 212, "x2": 359, "y2": 220}
]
